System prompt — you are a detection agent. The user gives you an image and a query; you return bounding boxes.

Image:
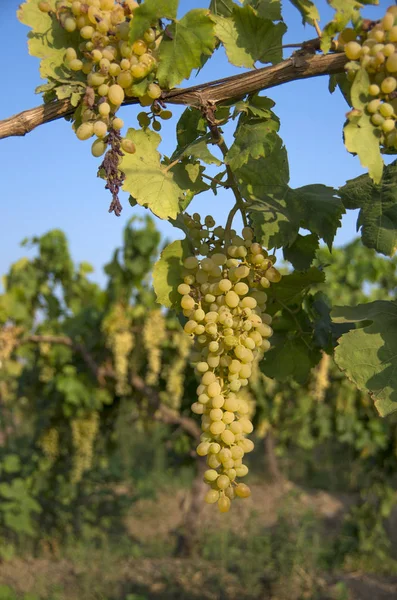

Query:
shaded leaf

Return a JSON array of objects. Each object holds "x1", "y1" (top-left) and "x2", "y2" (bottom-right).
[
  {"x1": 266, "y1": 268, "x2": 326, "y2": 315},
  {"x1": 339, "y1": 160, "x2": 397, "y2": 256},
  {"x1": 244, "y1": 0, "x2": 282, "y2": 21},
  {"x1": 226, "y1": 119, "x2": 280, "y2": 170},
  {"x1": 332, "y1": 301, "x2": 397, "y2": 417},
  {"x1": 261, "y1": 335, "x2": 321, "y2": 383},
  {"x1": 283, "y1": 233, "x2": 319, "y2": 270}
]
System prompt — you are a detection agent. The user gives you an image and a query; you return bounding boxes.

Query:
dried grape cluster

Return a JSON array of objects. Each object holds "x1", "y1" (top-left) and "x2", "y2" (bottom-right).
[
  {"x1": 38, "y1": 0, "x2": 169, "y2": 213},
  {"x1": 342, "y1": 5, "x2": 397, "y2": 148},
  {"x1": 178, "y1": 214, "x2": 282, "y2": 513}
]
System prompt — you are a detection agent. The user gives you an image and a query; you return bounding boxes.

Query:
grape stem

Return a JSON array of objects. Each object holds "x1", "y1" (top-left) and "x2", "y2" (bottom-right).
[
  {"x1": 201, "y1": 173, "x2": 229, "y2": 188},
  {"x1": 199, "y1": 100, "x2": 248, "y2": 239},
  {"x1": 217, "y1": 137, "x2": 248, "y2": 239}
]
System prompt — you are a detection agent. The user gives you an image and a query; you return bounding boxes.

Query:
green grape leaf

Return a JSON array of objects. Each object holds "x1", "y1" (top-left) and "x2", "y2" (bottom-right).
[
  {"x1": 17, "y1": 0, "x2": 83, "y2": 84},
  {"x1": 321, "y1": 0, "x2": 367, "y2": 54},
  {"x1": 241, "y1": 144, "x2": 343, "y2": 250},
  {"x1": 214, "y1": 5, "x2": 286, "y2": 68},
  {"x1": 173, "y1": 136, "x2": 223, "y2": 166},
  {"x1": 265, "y1": 268, "x2": 326, "y2": 315},
  {"x1": 291, "y1": 184, "x2": 345, "y2": 249},
  {"x1": 288, "y1": 0, "x2": 320, "y2": 26},
  {"x1": 244, "y1": 0, "x2": 282, "y2": 21},
  {"x1": 261, "y1": 335, "x2": 321, "y2": 383},
  {"x1": 344, "y1": 114, "x2": 383, "y2": 185},
  {"x1": 283, "y1": 233, "x2": 319, "y2": 270},
  {"x1": 176, "y1": 108, "x2": 207, "y2": 149},
  {"x1": 156, "y1": 10, "x2": 217, "y2": 89},
  {"x1": 129, "y1": 0, "x2": 179, "y2": 41},
  {"x1": 233, "y1": 94, "x2": 280, "y2": 120},
  {"x1": 153, "y1": 239, "x2": 191, "y2": 309},
  {"x1": 332, "y1": 301, "x2": 397, "y2": 416},
  {"x1": 226, "y1": 119, "x2": 281, "y2": 170},
  {"x1": 344, "y1": 68, "x2": 383, "y2": 184},
  {"x1": 209, "y1": 0, "x2": 236, "y2": 16},
  {"x1": 339, "y1": 161, "x2": 397, "y2": 257},
  {"x1": 121, "y1": 129, "x2": 202, "y2": 220}
]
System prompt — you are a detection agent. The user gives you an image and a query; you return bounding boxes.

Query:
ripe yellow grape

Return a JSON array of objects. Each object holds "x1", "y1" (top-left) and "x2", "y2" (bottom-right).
[
  {"x1": 76, "y1": 123, "x2": 94, "y2": 140},
  {"x1": 108, "y1": 84, "x2": 125, "y2": 106},
  {"x1": 91, "y1": 138, "x2": 107, "y2": 157},
  {"x1": 121, "y1": 139, "x2": 136, "y2": 154}
]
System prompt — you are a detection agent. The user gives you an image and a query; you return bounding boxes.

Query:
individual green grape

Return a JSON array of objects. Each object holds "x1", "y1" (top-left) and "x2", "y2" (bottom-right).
[
  {"x1": 93, "y1": 121, "x2": 108, "y2": 138},
  {"x1": 38, "y1": 1, "x2": 51, "y2": 12},
  {"x1": 159, "y1": 110, "x2": 173, "y2": 120},
  {"x1": 381, "y1": 76, "x2": 397, "y2": 94},
  {"x1": 91, "y1": 138, "x2": 107, "y2": 157},
  {"x1": 152, "y1": 121, "x2": 162, "y2": 132},
  {"x1": 76, "y1": 123, "x2": 94, "y2": 140},
  {"x1": 112, "y1": 117, "x2": 124, "y2": 130},
  {"x1": 235, "y1": 483, "x2": 251, "y2": 498},
  {"x1": 121, "y1": 139, "x2": 136, "y2": 154},
  {"x1": 108, "y1": 84, "x2": 125, "y2": 106},
  {"x1": 138, "y1": 112, "x2": 151, "y2": 127},
  {"x1": 147, "y1": 83, "x2": 162, "y2": 99}
]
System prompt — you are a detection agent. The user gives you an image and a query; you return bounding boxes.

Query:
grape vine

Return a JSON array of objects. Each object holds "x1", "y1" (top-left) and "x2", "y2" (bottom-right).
[{"x1": 6, "y1": 0, "x2": 397, "y2": 520}]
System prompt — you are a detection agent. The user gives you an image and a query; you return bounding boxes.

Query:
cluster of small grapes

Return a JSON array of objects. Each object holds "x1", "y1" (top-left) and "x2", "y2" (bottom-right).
[
  {"x1": 177, "y1": 214, "x2": 282, "y2": 513},
  {"x1": 39, "y1": 0, "x2": 164, "y2": 157},
  {"x1": 342, "y1": 5, "x2": 397, "y2": 147}
]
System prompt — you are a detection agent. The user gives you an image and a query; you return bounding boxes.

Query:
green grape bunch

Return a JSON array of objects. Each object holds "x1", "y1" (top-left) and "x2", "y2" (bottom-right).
[
  {"x1": 177, "y1": 214, "x2": 282, "y2": 513},
  {"x1": 342, "y1": 5, "x2": 397, "y2": 149},
  {"x1": 37, "y1": 0, "x2": 170, "y2": 214}
]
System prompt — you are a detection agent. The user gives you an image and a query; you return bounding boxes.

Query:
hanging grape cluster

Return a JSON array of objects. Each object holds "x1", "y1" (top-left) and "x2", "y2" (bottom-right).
[
  {"x1": 38, "y1": 0, "x2": 169, "y2": 214},
  {"x1": 342, "y1": 5, "x2": 397, "y2": 148},
  {"x1": 177, "y1": 214, "x2": 282, "y2": 513}
]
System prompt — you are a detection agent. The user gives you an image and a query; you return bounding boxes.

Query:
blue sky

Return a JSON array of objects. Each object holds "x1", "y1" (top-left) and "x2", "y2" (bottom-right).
[{"x1": 0, "y1": 0, "x2": 391, "y2": 285}]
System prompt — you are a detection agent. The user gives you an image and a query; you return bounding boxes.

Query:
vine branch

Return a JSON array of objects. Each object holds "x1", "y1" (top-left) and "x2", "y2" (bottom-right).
[{"x1": 0, "y1": 52, "x2": 347, "y2": 140}]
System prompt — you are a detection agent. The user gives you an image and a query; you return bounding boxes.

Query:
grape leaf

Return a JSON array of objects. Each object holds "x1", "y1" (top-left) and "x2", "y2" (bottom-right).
[
  {"x1": 265, "y1": 268, "x2": 326, "y2": 315},
  {"x1": 153, "y1": 239, "x2": 190, "y2": 309},
  {"x1": 156, "y1": 10, "x2": 216, "y2": 89},
  {"x1": 261, "y1": 335, "x2": 321, "y2": 383},
  {"x1": 321, "y1": 0, "x2": 366, "y2": 54},
  {"x1": 214, "y1": 5, "x2": 286, "y2": 68},
  {"x1": 288, "y1": 0, "x2": 320, "y2": 26},
  {"x1": 339, "y1": 161, "x2": 397, "y2": 257},
  {"x1": 244, "y1": 0, "x2": 282, "y2": 21},
  {"x1": 239, "y1": 146, "x2": 343, "y2": 249},
  {"x1": 233, "y1": 94, "x2": 280, "y2": 120},
  {"x1": 129, "y1": 0, "x2": 179, "y2": 41},
  {"x1": 209, "y1": 0, "x2": 236, "y2": 16},
  {"x1": 17, "y1": 0, "x2": 81, "y2": 83},
  {"x1": 332, "y1": 301, "x2": 397, "y2": 417},
  {"x1": 176, "y1": 108, "x2": 207, "y2": 149},
  {"x1": 226, "y1": 119, "x2": 280, "y2": 170},
  {"x1": 283, "y1": 233, "x2": 319, "y2": 270},
  {"x1": 291, "y1": 185, "x2": 345, "y2": 249},
  {"x1": 344, "y1": 68, "x2": 383, "y2": 184},
  {"x1": 121, "y1": 129, "x2": 203, "y2": 220}
]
